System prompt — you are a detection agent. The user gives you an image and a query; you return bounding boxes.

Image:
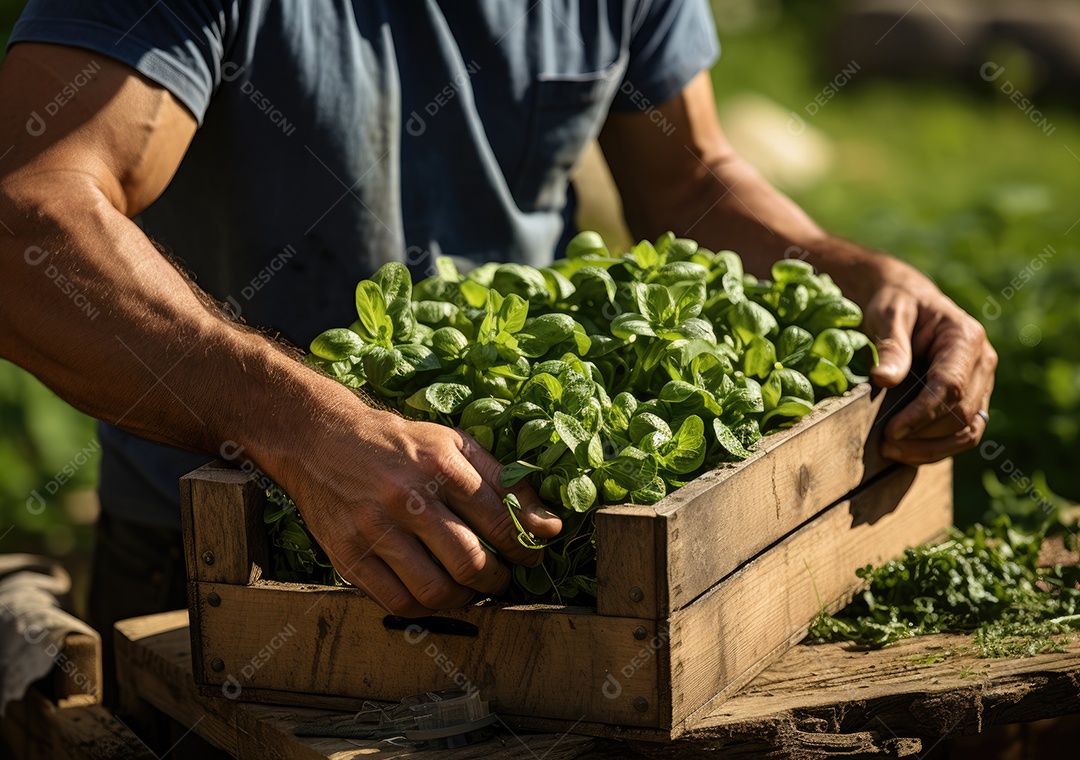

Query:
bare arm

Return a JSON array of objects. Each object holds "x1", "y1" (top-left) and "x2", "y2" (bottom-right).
[
  {"x1": 600, "y1": 72, "x2": 997, "y2": 464},
  {"x1": 0, "y1": 43, "x2": 559, "y2": 615}
]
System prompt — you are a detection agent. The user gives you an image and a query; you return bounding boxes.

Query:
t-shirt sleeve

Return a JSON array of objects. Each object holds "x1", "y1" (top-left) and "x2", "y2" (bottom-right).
[
  {"x1": 611, "y1": 0, "x2": 720, "y2": 111},
  {"x1": 5, "y1": 0, "x2": 238, "y2": 125}
]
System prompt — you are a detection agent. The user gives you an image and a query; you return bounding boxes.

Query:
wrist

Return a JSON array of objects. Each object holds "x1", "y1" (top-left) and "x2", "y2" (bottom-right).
[
  {"x1": 800, "y1": 236, "x2": 929, "y2": 308},
  {"x1": 223, "y1": 337, "x2": 384, "y2": 496}
]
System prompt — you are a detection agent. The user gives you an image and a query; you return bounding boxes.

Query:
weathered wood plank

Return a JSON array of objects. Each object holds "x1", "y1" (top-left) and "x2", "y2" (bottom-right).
[
  {"x1": 596, "y1": 384, "x2": 897, "y2": 619},
  {"x1": 594, "y1": 505, "x2": 666, "y2": 620},
  {"x1": 192, "y1": 583, "x2": 662, "y2": 729},
  {"x1": 114, "y1": 610, "x2": 631, "y2": 759},
  {"x1": 115, "y1": 608, "x2": 1080, "y2": 759},
  {"x1": 1, "y1": 687, "x2": 154, "y2": 760},
  {"x1": 666, "y1": 459, "x2": 953, "y2": 734},
  {"x1": 699, "y1": 633, "x2": 1080, "y2": 734},
  {"x1": 180, "y1": 461, "x2": 270, "y2": 695},
  {"x1": 180, "y1": 462, "x2": 268, "y2": 586},
  {"x1": 51, "y1": 631, "x2": 102, "y2": 703},
  {"x1": 633, "y1": 635, "x2": 1080, "y2": 759}
]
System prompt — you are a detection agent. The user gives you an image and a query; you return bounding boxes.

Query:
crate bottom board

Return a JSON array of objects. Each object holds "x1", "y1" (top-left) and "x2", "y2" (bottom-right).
[
  {"x1": 191, "y1": 584, "x2": 664, "y2": 729},
  {"x1": 189, "y1": 460, "x2": 951, "y2": 741}
]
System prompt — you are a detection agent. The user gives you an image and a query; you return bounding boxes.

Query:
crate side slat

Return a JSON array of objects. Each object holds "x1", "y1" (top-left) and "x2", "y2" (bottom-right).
[
  {"x1": 194, "y1": 584, "x2": 664, "y2": 729},
  {"x1": 666, "y1": 459, "x2": 953, "y2": 734},
  {"x1": 658, "y1": 384, "x2": 893, "y2": 613},
  {"x1": 179, "y1": 472, "x2": 207, "y2": 689},
  {"x1": 594, "y1": 385, "x2": 890, "y2": 620}
]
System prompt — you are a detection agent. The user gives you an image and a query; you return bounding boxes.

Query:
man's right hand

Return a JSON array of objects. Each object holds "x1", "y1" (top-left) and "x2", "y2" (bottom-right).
[
  {"x1": 0, "y1": 42, "x2": 557, "y2": 616},
  {"x1": 278, "y1": 408, "x2": 562, "y2": 617}
]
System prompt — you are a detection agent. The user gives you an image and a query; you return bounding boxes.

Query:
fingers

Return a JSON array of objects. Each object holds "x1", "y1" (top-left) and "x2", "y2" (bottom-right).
[
  {"x1": 866, "y1": 287, "x2": 918, "y2": 389},
  {"x1": 879, "y1": 309, "x2": 997, "y2": 464},
  {"x1": 881, "y1": 416, "x2": 986, "y2": 465},
  {"x1": 329, "y1": 546, "x2": 434, "y2": 618},
  {"x1": 454, "y1": 430, "x2": 563, "y2": 541},
  {"x1": 884, "y1": 316, "x2": 989, "y2": 442},
  {"x1": 340, "y1": 531, "x2": 478, "y2": 614},
  {"x1": 407, "y1": 500, "x2": 512, "y2": 596},
  {"x1": 330, "y1": 422, "x2": 565, "y2": 614},
  {"x1": 329, "y1": 503, "x2": 509, "y2": 615},
  {"x1": 906, "y1": 345, "x2": 996, "y2": 440}
]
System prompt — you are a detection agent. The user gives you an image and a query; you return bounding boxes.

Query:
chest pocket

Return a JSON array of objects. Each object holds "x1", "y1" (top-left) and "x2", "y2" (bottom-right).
[{"x1": 512, "y1": 55, "x2": 628, "y2": 213}]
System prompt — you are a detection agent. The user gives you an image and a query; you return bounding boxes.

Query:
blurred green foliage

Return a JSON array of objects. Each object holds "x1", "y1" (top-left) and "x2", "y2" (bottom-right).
[
  {"x1": 0, "y1": 1, "x2": 1076, "y2": 567},
  {"x1": 0, "y1": 364, "x2": 98, "y2": 556},
  {"x1": 711, "y1": 11, "x2": 1079, "y2": 523}
]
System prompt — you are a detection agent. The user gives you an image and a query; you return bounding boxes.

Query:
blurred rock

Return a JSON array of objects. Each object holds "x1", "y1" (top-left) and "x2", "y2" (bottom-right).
[
  {"x1": 829, "y1": 0, "x2": 1080, "y2": 95},
  {"x1": 829, "y1": 0, "x2": 984, "y2": 79},
  {"x1": 985, "y1": 1, "x2": 1080, "y2": 95}
]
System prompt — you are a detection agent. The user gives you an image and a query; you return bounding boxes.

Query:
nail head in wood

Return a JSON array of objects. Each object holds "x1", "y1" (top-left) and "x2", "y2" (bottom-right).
[
  {"x1": 633, "y1": 697, "x2": 649, "y2": 712},
  {"x1": 211, "y1": 658, "x2": 225, "y2": 672},
  {"x1": 207, "y1": 592, "x2": 221, "y2": 607},
  {"x1": 202, "y1": 551, "x2": 215, "y2": 565},
  {"x1": 628, "y1": 586, "x2": 644, "y2": 603},
  {"x1": 633, "y1": 626, "x2": 647, "y2": 640}
]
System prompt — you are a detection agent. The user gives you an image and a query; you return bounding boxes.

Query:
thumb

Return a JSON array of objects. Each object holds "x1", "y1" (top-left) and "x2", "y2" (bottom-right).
[{"x1": 866, "y1": 291, "x2": 917, "y2": 389}]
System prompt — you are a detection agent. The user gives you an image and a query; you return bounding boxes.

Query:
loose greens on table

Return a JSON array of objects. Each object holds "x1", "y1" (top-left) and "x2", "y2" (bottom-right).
[
  {"x1": 810, "y1": 515, "x2": 1080, "y2": 658},
  {"x1": 265, "y1": 231, "x2": 877, "y2": 603}
]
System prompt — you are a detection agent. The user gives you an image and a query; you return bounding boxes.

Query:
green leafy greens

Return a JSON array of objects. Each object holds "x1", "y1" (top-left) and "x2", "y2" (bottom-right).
[
  {"x1": 809, "y1": 515, "x2": 1080, "y2": 658},
  {"x1": 271, "y1": 231, "x2": 877, "y2": 603}
]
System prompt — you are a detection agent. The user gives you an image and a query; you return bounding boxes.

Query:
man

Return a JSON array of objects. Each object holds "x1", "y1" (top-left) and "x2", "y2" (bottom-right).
[{"x1": 0, "y1": 0, "x2": 994, "y2": 671}]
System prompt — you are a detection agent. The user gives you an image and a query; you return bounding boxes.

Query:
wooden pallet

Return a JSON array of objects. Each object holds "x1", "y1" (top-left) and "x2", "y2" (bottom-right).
[{"x1": 180, "y1": 384, "x2": 953, "y2": 740}]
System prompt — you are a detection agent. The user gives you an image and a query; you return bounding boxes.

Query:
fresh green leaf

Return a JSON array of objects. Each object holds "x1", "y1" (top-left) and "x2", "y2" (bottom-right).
[
  {"x1": 310, "y1": 328, "x2": 366, "y2": 361},
  {"x1": 563, "y1": 474, "x2": 597, "y2": 512}
]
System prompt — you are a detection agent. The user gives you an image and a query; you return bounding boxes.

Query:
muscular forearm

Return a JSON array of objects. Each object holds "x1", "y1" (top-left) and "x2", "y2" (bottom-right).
[
  {"x1": 0, "y1": 170, "x2": 561, "y2": 613},
  {"x1": 0, "y1": 39, "x2": 556, "y2": 616},
  {"x1": 0, "y1": 171, "x2": 367, "y2": 491}
]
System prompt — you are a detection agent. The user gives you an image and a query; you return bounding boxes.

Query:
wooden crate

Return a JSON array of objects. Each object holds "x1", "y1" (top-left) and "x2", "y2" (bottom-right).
[{"x1": 180, "y1": 383, "x2": 953, "y2": 740}]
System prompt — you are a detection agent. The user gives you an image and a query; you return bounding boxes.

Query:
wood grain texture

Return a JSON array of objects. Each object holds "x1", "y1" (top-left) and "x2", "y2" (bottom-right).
[
  {"x1": 180, "y1": 461, "x2": 268, "y2": 586},
  {"x1": 596, "y1": 384, "x2": 898, "y2": 619},
  {"x1": 0, "y1": 687, "x2": 153, "y2": 760},
  {"x1": 595, "y1": 505, "x2": 666, "y2": 618},
  {"x1": 637, "y1": 635, "x2": 1080, "y2": 759},
  {"x1": 114, "y1": 609, "x2": 1080, "y2": 759},
  {"x1": 52, "y1": 631, "x2": 102, "y2": 703},
  {"x1": 180, "y1": 460, "x2": 269, "y2": 692},
  {"x1": 114, "y1": 610, "x2": 631, "y2": 759},
  {"x1": 191, "y1": 583, "x2": 661, "y2": 729},
  {"x1": 665, "y1": 459, "x2": 953, "y2": 734}
]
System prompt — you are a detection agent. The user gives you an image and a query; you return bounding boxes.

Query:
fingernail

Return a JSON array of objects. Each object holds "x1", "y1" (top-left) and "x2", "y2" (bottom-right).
[{"x1": 535, "y1": 506, "x2": 559, "y2": 521}]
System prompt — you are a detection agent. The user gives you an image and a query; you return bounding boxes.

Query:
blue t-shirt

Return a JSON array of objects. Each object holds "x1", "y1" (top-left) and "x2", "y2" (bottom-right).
[{"x1": 9, "y1": 0, "x2": 719, "y2": 528}]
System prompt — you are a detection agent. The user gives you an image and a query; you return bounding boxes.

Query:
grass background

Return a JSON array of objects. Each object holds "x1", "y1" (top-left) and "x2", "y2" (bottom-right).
[{"x1": 1, "y1": 0, "x2": 1076, "y2": 606}]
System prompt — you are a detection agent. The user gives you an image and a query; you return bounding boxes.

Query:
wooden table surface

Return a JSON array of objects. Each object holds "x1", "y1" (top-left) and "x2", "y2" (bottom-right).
[{"x1": 114, "y1": 610, "x2": 1080, "y2": 759}]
